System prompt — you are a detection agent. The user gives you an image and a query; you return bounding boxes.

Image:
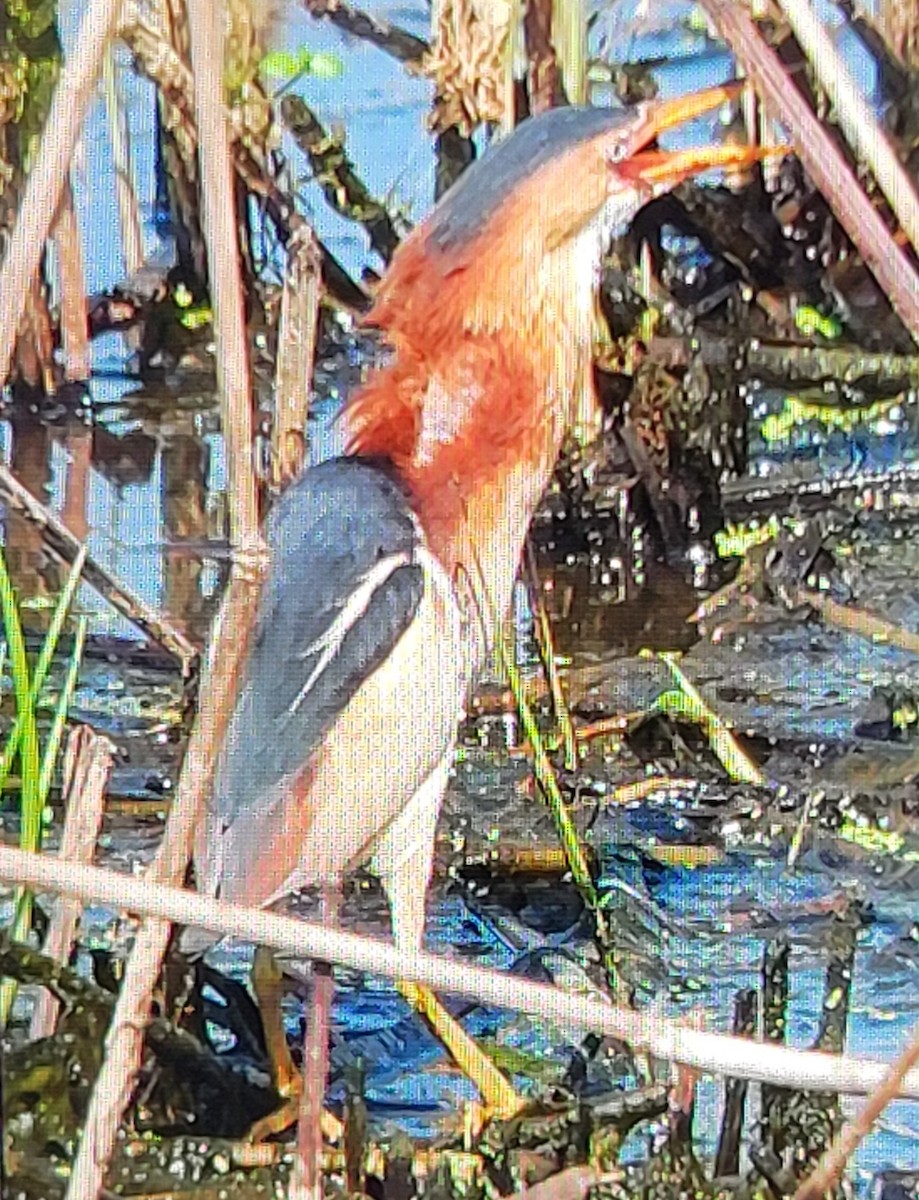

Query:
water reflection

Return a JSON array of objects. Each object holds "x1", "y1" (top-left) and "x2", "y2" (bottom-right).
[
  {"x1": 5, "y1": 410, "x2": 59, "y2": 608},
  {"x1": 0, "y1": 398, "x2": 225, "y2": 646},
  {"x1": 160, "y1": 425, "x2": 219, "y2": 640}
]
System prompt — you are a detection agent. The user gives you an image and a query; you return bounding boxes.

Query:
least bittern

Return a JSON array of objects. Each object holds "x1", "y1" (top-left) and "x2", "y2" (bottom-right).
[{"x1": 188, "y1": 83, "x2": 769, "y2": 1172}]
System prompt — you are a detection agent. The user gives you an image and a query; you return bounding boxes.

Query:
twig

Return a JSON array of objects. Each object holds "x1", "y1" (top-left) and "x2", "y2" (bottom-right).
[
  {"x1": 775, "y1": 0, "x2": 919, "y2": 259},
  {"x1": 794, "y1": 587, "x2": 919, "y2": 655},
  {"x1": 787, "y1": 787, "x2": 820, "y2": 871},
  {"x1": 280, "y1": 96, "x2": 406, "y2": 265},
  {"x1": 698, "y1": 0, "x2": 919, "y2": 345},
  {"x1": 0, "y1": 464, "x2": 197, "y2": 669},
  {"x1": 0, "y1": 0, "x2": 124, "y2": 386},
  {"x1": 689, "y1": 556, "x2": 759, "y2": 624},
  {"x1": 604, "y1": 776, "x2": 697, "y2": 806},
  {"x1": 65, "y1": 2, "x2": 266, "y2": 1195},
  {"x1": 50, "y1": 182, "x2": 92, "y2": 382},
  {"x1": 233, "y1": 146, "x2": 372, "y2": 314},
  {"x1": 574, "y1": 714, "x2": 630, "y2": 742},
  {"x1": 270, "y1": 225, "x2": 322, "y2": 493},
  {"x1": 0, "y1": 844, "x2": 918, "y2": 1099},
  {"x1": 297, "y1": 0, "x2": 430, "y2": 68},
  {"x1": 795, "y1": 1019, "x2": 919, "y2": 1200},
  {"x1": 29, "y1": 726, "x2": 113, "y2": 1040}
]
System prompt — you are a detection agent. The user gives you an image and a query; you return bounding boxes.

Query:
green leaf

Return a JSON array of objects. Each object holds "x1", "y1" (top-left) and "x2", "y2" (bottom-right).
[
  {"x1": 309, "y1": 52, "x2": 344, "y2": 79},
  {"x1": 259, "y1": 47, "x2": 344, "y2": 81}
]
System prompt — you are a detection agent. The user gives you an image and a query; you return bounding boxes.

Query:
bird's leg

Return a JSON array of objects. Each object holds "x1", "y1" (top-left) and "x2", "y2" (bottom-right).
[
  {"x1": 253, "y1": 945, "x2": 299, "y2": 1098},
  {"x1": 373, "y1": 757, "x2": 524, "y2": 1120},
  {"x1": 248, "y1": 941, "x2": 345, "y2": 1145},
  {"x1": 289, "y1": 881, "x2": 341, "y2": 1200}
]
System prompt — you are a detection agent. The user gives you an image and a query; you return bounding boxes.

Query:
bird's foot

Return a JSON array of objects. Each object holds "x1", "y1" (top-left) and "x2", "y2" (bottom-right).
[{"x1": 398, "y1": 980, "x2": 525, "y2": 1121}]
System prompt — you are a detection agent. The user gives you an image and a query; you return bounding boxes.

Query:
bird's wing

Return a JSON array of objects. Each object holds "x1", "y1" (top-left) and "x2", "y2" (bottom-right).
[{"x1": 211, "y1": 457, "x2": 427, "y2": 834}]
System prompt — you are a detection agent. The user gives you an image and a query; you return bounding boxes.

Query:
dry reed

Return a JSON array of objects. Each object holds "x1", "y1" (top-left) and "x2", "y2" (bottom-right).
[
  {"x1": 65, "y1": 0, "x2": 265, "y2": 1194},
  {"x1": 0, "y1": 0, "x2": 124, "y2": 385},
  {"x1": 700, "y1": 0, "x2": 919, "y2": 345},
  {"x1": 0, "y1": 844, "x2": 916, "y2": 1103}
]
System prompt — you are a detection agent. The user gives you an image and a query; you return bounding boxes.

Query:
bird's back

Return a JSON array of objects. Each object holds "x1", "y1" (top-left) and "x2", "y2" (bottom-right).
[{"x1": 194, "y1": 457, "x2": 466, "y2": 906}]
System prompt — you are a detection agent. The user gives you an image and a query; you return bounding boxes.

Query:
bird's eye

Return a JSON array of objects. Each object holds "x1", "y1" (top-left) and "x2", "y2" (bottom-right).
[{"x1": 607, "y1": 142, "x2": 628, "y2": 165}]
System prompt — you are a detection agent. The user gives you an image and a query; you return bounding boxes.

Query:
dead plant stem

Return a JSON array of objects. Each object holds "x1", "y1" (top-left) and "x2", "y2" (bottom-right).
[
  {"x1": 187, "y1": 0, "x2": 259, "y2": 551},
  {"x1": 0, "y1": 464, "x2": 197, "y2": 668},
  {"x1": 29, "y1": 727, "x2": 113, "y2": 1040},
  {"x1": 699, "y1": 0, "x2": 919, "y2": 345},
  {"x1": 270, "y1": 226, "x2": 322, "y2": 492},
  {"x1": 795, "y1": 1020, "x2": 919, "y2": 1199},
  {"x1": 65, "y1": 1, "x2": 263, "y2": 1194},
  {"x1": 51, "y1": 182, "x2": 92, "y2": 382},
  {"x1": 776, "y1": 0, "x2": 919, "y2": 259},
  {"x1": 64, "y1": 564, "x2": 265, "y2": 1200},
  {"x1": 0, "y1": 844, "x2": 917, "y2": 1100},
  {"x1": 0, "y1": 0, "x2": 124, "y2": 386}
]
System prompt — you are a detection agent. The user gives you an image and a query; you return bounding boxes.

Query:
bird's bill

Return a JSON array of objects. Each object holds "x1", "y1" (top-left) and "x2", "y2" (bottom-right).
[
  {"x1": 635, "y1": 83, "x2": 744, "y2": 139},
  {"x1": 619, "y1": 143, "x2": 782, "y2": 192},
  {"x1": 615, "y1": 82, "x2": 785, "y2": 192}
]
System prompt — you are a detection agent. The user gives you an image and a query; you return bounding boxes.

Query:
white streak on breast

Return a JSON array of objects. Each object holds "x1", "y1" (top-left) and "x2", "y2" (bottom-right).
[{"x1": 413, "y1": 373, "x2": 478, "y2": 468}]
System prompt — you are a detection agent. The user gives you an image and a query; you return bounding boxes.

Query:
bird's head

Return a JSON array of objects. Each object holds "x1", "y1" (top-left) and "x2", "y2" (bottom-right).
[
  {"x1": 368, "y1": 85, "x2": 771, "y2": 344},
  {"x1": 346, "y1": 87, "x2": 774, "y2": 509}
]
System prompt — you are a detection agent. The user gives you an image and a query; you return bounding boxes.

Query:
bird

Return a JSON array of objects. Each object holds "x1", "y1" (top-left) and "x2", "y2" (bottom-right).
[{"x1": 189, "y1": 84, "x2": 766, "y2": 1154}]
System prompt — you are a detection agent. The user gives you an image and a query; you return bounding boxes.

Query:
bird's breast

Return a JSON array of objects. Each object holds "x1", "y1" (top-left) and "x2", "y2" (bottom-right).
[{"x1": 436, "y1": 453, "x2": 561, "y2": 674}]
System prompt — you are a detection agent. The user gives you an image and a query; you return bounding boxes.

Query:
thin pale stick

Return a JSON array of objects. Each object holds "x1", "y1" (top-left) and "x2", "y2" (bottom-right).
[
  {"x1": 63, "y1": 564, "x2": 265, "y2": 1200},
  {"x1": 2, "y1": 845, "x2": 918, "y2": 1101},
  {"x1": 0, "y1": 0, "x2": 124, "y2": 385},
  {"x1": 795, "y1": 1021, "x2": 919, "y2": 1199},
  {"x1": 66, "y1": 0, "x2": 264, "y2": 1186},
  {"x1": 699, "y1": 0, "x2": 919, "y2": 345},
  {"x1": 29, "y1": 726, "x2": 113, "y2": 1039}
]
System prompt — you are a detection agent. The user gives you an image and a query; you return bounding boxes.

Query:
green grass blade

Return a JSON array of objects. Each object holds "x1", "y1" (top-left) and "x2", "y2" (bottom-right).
[
  {"x1": 649, "y1": 650, "x2": 767, "y2": 786},
  {"x1": 0, "y1": 544, "x2": 87, "y2": 794},
  {"x1": 0, "y1": 551, "x2": 41, "y2": 852},
  {"x1": 39, "y1": 615, "x2": 88, "y2": 802},
  {"x1": 0, "y1": 549, "x2": 42, "y2": 1027},
  {"x1": 495, "y1": 635, "x2": 625, "y2": 998}
]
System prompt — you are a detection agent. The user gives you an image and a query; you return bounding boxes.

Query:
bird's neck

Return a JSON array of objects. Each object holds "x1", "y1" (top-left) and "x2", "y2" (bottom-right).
[
  {"x1": 345, "y1": 282, "x2": 597, "y2": 664},
  {"x1": 345, "y1": 332, "x2": 568, "y2": 525}
]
